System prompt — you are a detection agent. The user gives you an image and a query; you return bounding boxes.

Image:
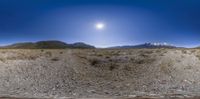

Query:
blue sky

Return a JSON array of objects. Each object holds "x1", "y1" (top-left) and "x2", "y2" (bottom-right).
[{"x1": 0, "y1": 0, "x2": 200, "y2": 47}]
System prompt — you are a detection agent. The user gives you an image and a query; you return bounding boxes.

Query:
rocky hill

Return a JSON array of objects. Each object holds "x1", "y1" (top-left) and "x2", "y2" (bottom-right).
[
  {"x1": 2, "y1": 40, "x2": 95, "y2": 49},
  {"x1": 69, "y1": 42, "x2": 96, "y2": 49}
]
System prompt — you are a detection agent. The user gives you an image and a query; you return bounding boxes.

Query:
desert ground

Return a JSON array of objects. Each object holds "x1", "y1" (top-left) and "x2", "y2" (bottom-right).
[{"x1": 0, "y1": 49, "x2": 200, "y2": 99}]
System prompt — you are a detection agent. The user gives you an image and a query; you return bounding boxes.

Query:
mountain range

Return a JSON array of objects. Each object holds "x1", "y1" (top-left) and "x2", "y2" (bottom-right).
[
  {"x1": 109, "y1": 43, "x2": 176, "y2": 49},
  {"x1": 0, "y1": 41, "x2": 194, "y2": 49},
  {"x1": 1, "y1": 41, "x2": 95, "y2": 49}
]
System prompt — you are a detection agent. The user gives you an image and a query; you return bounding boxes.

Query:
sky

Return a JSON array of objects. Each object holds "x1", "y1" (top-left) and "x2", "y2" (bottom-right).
[{"x1": 0, "y1": 0, "x2": 200, "y2": 48}]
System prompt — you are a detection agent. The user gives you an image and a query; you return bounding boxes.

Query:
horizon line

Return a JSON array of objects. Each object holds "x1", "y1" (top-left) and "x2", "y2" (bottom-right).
[{"x1": 0, "y1": 40, "x2": 199, "y2": 48}]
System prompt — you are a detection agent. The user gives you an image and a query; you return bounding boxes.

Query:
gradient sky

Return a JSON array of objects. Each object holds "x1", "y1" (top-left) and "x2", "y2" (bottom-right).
[{"x1": 0, "y1": 0, "x2": 200, "y2": 47}]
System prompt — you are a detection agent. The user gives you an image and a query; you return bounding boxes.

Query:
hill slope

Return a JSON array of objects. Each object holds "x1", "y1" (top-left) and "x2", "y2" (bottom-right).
[{"x1": 2, "y1": 40, "x2": 95, "y2": 49}]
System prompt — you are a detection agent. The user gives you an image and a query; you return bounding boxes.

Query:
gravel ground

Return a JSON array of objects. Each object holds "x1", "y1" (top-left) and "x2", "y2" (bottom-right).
[
  {"x1": 1, "y1": 96, "x2": 200, "y2": 99},
  {"x1": 0, "y1": 49, "x2": 200, "y2": 98}
]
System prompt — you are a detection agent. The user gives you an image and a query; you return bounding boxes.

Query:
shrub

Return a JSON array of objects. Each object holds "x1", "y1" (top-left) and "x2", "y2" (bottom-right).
[
  {"x1": 196, "y1": 55, "x2": 200, "y2": 60},
  {"x1": 105, "y1": 56, "x2": 110, "y2": 59},
  {"x1": 139, "y1": 53, "x2": 148, "y2": 58},
  {"x1": 0, "y1": 58, "x2": 6, "y2": 63},
  {"x1": 45, "y1": 51, "x2": 52, "y2": 57},
  {"x1": 60, "y1": 51, "x2": 63, "y2": 54},
  {"x1": 191, "y1": 50, "x2": 196, "y2": 53},
  {"x1": 109, "y1": 63, "x2": 118, "y2": 71},
  {"x1": 89, "y1": 58, "x2": 100, "y2": 66},
  {"x1": 182, "y1": 50, "x2": 187, "y2": 54},
  {"x1": 51, "y1": 57, "x2": 59, "y2": 61},
  {"x1": 41, "y1": 49, "x2": 44, "y2": 52},
  {"x1": 124, "y1": 65, "x2": 132, "y2": 71}
]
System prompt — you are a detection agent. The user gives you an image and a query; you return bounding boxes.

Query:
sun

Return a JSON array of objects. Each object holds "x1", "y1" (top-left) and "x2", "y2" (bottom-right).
[{"x1": 95, "y1": 23, "x2": 105, "y2": 30}]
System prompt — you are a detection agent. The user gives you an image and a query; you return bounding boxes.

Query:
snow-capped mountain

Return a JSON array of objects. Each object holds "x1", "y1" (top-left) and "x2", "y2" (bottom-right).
[{"x1": 109, "y1": 42, "x2": 176, "y2": 49}]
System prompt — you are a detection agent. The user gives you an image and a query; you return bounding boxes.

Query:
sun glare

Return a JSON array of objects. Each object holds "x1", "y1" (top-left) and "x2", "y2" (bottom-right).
[{"x1": 95, "y1": 23, "x2": 105, "y2": 30}]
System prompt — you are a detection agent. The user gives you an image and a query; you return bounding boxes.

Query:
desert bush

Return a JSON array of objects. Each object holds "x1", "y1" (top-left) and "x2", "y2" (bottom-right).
[
  {"x1": 110, "y1": 51, "x2": 120, "y2": 56},
  {"x1": 105, "y1": 56, "x2": 110, "y2": 59},
  {"x1": 60, "y1": 51, "x2": 63, "y2": 54},
  {"x1": 108, "y1": 59, "x2": 113, "y2": 62},
  {"x1": 180, "y1": 55, "x2": 185, "y2": 59},
  {"x1": 92, "y1": 49, "x2": 96, "y2": 52},
  {"x1": 45, "y1": 51, "x2": 52, "y2": 57},
  {"x1": 184, "y1": 65, "x2": 192, "y2": 70},
  {"x1": 89, "y1": 58, "x2": 101, "y2": 66},
  {"x1": 124, "y1": 65, "x2": 132, "y2": 71},
  {"x1": 27, "y1": 56, "x2": 38, "y2": 60},
  {"x1": 109, "y1": 63, "x2": 118, "y2": 71},
  {"x1": 191, "y1": 50, "x2": 196, "y2": 53},
  {"x1": 139, "y1": 53, "x2": 149, "y2": 58},
  {"x1": 88, "y1": 57, "x2": 118, "y2": 71},
  {"x1": 131, "y1": 58, "x2": 145, "y2": 64},
  {"x1": 155, "y1": 49, "x2": 162, "y2": 53},
  {"x1": 196, "y1": 55, "x2": 200, "y2": 60},
  {"x1": 51, "y1": 57, "x2": 59, "y2": 61},
  {"x1": 176, "y1": 59, "x2": 181, "y2": 63},
  {"x1": 97, "y1": 54, "x2": 103, "y2": 57},
  {"x1": 1, "y1": 51, "x2": 6, "y2": 54},
  {"x1": 135, "y1": 59, "x2": 144, "y2": 64},
  {"x1": 0, "y1": 58, "x2": 6, "y2": 63},
  {"x1": 77, "y1": 55, "x2": 87, "y2": 59},
  {"x1": 41, "y1": 49, "x2": 44, "y2": 52},
  {"x1": 160, "y1": 53, "x2": 164, "y2": 56},
  {"x1": 145, "y1": 50, "x2": 154, "y2": 54},
  {"x1": 182, "y1": 50, "x2": 187, "y2": 54}
]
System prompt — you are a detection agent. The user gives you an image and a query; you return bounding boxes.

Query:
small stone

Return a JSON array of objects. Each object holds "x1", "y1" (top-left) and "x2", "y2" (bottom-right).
[
  {"x1": 128, "y1": 95, "x2": 137, "y2": 97},
  {"x1": 87, "y1": 90, "x2": 96, "y2": 93}
]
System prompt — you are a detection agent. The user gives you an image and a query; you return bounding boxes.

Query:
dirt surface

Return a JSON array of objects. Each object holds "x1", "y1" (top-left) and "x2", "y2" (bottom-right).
[
  {"x1": 0, "y1": 49, "x2": 200, "y2": 98},
  {"x1": 1, "y1": 97, "x2": 200, "y2": 99}
]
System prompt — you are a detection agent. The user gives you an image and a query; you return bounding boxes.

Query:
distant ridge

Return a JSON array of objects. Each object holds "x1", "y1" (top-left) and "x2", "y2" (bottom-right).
[
  {"x1": 195, "y1": 45, "x2": 200, "y2": 48},
  {"x1": 1, "y1": 40, "x2": 95, "y2": 49},
  {"x1": 109, "y1": 43, "x2": 176, "y2": 49}
]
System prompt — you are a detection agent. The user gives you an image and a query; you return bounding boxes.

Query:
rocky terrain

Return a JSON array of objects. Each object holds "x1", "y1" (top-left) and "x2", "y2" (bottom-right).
[{"x1": 0, "y1": 48, "x2": 200, "y2": 99}]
